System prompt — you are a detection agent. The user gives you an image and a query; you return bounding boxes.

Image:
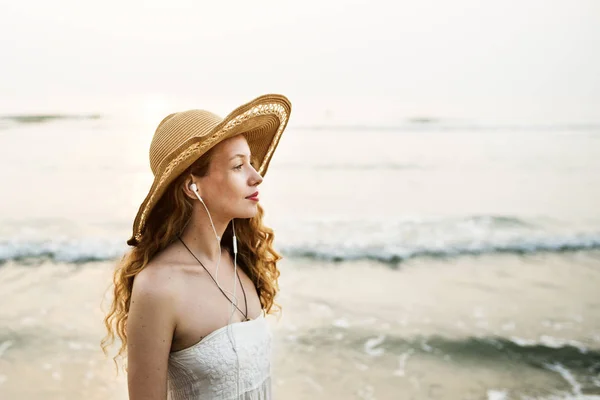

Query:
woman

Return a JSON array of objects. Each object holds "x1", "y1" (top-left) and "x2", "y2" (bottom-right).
[{"x1": 101, "y1": 94, "x2": 292, "y2": 399}]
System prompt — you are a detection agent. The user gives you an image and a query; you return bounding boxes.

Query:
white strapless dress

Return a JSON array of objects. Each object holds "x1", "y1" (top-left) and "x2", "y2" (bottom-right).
[{"x1": 168, "y1": 310, "x2": 272, "y2": 400}]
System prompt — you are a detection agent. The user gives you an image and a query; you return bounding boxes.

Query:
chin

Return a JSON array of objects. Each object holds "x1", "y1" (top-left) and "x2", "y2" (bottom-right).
[{"x1": 235, "y1": 206, "x2": 259, "y2": 220}]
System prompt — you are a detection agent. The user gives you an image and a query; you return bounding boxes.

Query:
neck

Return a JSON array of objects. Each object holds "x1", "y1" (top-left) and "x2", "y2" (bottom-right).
[{"x1": 179, "y1": 206, "x2": 232, "y2": 265}]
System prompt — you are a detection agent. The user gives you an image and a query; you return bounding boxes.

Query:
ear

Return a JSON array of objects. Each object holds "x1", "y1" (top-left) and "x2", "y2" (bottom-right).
[{"x1": 183, "y1": 174, "x2": 200, "y2": 200}]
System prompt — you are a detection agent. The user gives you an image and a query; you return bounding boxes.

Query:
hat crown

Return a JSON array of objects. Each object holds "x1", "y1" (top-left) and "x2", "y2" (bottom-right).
[{"x1": 149, "y1": 109, "x2": 223, "y2": 176}]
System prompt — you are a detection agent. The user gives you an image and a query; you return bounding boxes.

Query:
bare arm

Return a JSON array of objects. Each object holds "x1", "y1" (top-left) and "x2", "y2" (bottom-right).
[{"x1": 127, "y1": 268, "x2": 177, "y2": 400}]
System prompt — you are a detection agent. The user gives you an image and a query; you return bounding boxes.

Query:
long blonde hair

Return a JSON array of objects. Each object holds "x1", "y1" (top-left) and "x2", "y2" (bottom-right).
[{"x1": 101, "y1": 147, "x2": 282, "y2": 372}]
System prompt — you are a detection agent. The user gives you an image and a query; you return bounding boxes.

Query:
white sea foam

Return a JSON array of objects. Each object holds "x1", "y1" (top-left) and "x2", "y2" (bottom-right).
[
  {"x1": 549, "y1": 364, "x2": 576, "y2": 394},
  {"x1": 332, "y1": 318, "x2": 350, "y2": 328},
  {"x1": 509, "y1": 336, "x2": 588, "y2": 354},
  {"x1": 392, "y1": 349, "x2": 414, "y2": 377},
  {"x1": 364, "y1": 334, "x2": 386, "y2": 357},
  {"x1": 487, "y1": 389, "x2": 508, "y2": 400},
  {"x1": 2, "y1": 219, "x2": 600, "y2": 265},
  {"x1": 0, "y1": 340, "x2": 13, "y2": 358}
]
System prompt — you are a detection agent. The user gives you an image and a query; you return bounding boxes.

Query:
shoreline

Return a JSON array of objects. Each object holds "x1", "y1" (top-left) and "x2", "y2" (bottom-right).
[{"x1": 0, "y1": 251, "x2": 599, "y2": 399}]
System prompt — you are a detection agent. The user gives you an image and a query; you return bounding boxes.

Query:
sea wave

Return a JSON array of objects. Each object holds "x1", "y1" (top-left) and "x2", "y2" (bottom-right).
[
  {"x1": 1, "y1": 231, "x2": 599, "y2": 265},
  {"x1": 1, "y1": 215, "x2": 598, "y2": 265},
  {"x1": 0, "y1": 238, "x2": 125, "y2": 264},
  {"x1": 0, "y1": 114, "x2": 100, "y2": 124},
  {"x1": 0, "y1": 114, "x2": 101, "y2": 130},
  {"x1": 282, "y1": 233, "x2": 600, "y2": 264},
  {"x1": 303, "y1": 327, "x2": 600, "y2": 396},
  {"x1": 295, "y1": 122, "x2": 600, "y2": 132}
]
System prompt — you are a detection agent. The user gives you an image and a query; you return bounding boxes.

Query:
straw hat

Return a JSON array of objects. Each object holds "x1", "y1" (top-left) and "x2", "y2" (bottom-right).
[{"x1": 127, "y1": 94, "x2": 292, "y2": 246}]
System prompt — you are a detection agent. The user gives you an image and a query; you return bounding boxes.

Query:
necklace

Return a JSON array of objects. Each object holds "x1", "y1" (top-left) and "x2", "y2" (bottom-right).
[{"x1": 178, "y1": 236, "x2": 249, "y2": 321}]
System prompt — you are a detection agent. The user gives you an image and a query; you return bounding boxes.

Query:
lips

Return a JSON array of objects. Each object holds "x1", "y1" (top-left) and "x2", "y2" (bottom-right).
[{"x1": 246, "y1": 191, "x2": 259, "y2": 199}]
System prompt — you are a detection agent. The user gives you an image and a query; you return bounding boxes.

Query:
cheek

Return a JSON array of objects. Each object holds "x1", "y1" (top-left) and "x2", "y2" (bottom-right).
[
  {"x1": 222, "y1": 175, "x2": 246, "y2": 200},
  {"x1": 207, "y1": 171, "x2": 247, "y2": 202}
]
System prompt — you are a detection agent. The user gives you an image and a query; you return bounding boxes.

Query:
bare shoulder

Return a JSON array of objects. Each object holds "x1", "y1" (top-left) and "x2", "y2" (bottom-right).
[
  {"x1": 127, "y1": 251, "x2": 183, "y2": 399},
  {"x1": 132, "y1": 252, "x2": 185, "y2": 302}
]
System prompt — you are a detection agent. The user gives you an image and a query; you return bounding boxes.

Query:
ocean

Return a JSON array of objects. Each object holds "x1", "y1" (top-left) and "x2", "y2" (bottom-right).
[{"x1": 0, "y1": 114, "x2": 599, "y2": 399}]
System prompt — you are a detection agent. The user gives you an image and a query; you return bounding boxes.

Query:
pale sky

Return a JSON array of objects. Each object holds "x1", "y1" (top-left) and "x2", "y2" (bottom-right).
[{"x1": 0, "y1": 0, "x2": 598, "y2": 124}]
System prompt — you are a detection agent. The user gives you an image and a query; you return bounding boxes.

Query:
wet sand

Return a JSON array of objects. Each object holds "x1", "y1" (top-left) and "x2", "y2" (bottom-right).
[{"x1": 0, "y1": 251, "x2": 599, "y2": 399}]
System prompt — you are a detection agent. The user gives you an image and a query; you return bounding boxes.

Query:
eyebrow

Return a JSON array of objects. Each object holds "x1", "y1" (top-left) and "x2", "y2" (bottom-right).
[{"x1": 229, "y1": 153, "x2": 252, "y2": 161}]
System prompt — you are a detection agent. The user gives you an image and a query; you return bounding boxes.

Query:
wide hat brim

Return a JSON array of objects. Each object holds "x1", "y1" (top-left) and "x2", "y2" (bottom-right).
[{"x1": 127, "y1": 94, "x2": 292, "y2": 246}]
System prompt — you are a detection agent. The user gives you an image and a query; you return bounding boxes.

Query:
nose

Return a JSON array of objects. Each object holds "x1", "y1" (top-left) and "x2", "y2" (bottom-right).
[{"x1": 252, "y1": 168, "x2": 263, "y2": 186}]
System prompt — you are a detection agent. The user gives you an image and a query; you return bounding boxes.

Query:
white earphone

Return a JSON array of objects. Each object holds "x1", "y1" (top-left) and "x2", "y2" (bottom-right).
[
  {"x1": 188, "y1": 182, "x2": 238, "y2": 292},
  {"x1": 188, "y1": 181, "x2": 242, "y2": 397}
]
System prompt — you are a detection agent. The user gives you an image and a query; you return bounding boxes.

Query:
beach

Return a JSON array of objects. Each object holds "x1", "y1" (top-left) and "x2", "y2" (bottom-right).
[
  {"x1": 2, "y1": 1, "x2": 600, "y2": 396},
  {"x1": 1, "y1": 249, "x2": 599, "y2": 399},
  {"x1": 1, "y1": 114, "x2": 600, "y2": 399},
  {"x1": 1, "y1": 1, "x2": 600, "y2": 397}
]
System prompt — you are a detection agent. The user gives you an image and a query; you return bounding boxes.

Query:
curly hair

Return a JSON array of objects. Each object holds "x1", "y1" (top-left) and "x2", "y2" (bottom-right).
[{"x1": 100, "y1": 146, "x2": 283, "y2": 373}]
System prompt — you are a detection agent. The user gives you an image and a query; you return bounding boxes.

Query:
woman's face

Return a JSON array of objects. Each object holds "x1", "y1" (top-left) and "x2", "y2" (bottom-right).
[{"x1": 194, "y1": 134, "x2": 263, "y2": 220}]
